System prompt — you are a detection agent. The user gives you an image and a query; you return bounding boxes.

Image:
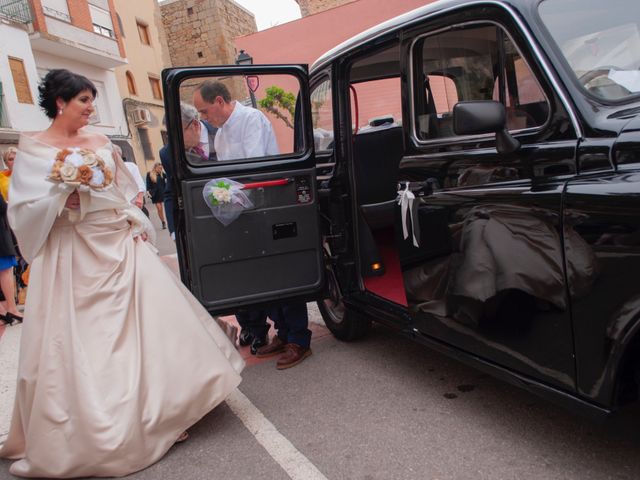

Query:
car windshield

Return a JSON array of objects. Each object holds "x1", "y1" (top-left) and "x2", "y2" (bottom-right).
[{"x1": 539, "y1": 0, "x2": 640, "y2": 102}]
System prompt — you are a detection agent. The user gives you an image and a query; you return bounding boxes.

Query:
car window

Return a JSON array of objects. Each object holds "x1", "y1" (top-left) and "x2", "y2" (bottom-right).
[
  {"x1": 350, "y1": 77, "x2": 402, "y2": 134},
  {"x1": 539, "y1": 0, "x2": 640, "y2": 102},
  {"x1": 413, "y1": 23, "x2": 549, "y2": 141},
  {"x1": 310, "y1": 78, "x2": 334, "y2": 153},
  {"x1": 178, "y1": 73, "x2": 305, "y2": 165}
]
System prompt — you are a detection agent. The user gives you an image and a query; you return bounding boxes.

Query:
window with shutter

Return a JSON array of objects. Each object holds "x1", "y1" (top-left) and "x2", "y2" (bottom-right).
[
  {"x1": 8, "y1": 57, "x2": 33, "y2": 104},
  {"x1": 149, "y1": 77, "x2": 162, "y2": 100},
  {"x1": 90, "y1": 5, "x2": 114, "y2": 38},
  {"x1": 137, "y1": 21, "x2": 150, "y2": 45}
]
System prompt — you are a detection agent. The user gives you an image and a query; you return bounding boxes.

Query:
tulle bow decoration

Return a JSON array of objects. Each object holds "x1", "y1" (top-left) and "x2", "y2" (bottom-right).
[
  {"x1": 202, "y1": 178, "x2": 254, "y2": 226},
  {"x1": 397, "y1": 182, "x2": 420, "y2": 247}
]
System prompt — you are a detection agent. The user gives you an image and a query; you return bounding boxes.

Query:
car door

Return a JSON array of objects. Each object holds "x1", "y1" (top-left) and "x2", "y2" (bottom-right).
[
  {"x1": 398, "y1": 8, "x2": 581, "y2": 392},
  {"x1": 162, "y1": 65, "x2": 323, "y2": 314}
]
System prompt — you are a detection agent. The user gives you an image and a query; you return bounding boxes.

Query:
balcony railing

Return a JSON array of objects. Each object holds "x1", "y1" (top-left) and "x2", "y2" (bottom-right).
[
  {"x1": 42, "y1": 5, "x2": 69, "y2": 22},
  {"x1": 0, "y1": 0, "x2": 32, "y2": 24}
]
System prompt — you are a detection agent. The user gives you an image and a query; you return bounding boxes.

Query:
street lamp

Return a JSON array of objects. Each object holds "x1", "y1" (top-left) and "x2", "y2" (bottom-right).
[
  {"x1": 235, "y1": 49, "x2": 253, "y2": 66},
  {"x1": 235, "y1": 49, "x2": 257, "y2": 108}
]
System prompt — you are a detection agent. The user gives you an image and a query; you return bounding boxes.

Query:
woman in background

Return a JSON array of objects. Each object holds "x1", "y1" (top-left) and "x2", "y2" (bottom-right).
[
  {"x1": 0, "y1": 147, "x2": 16, "y2": 201},
  {"x1": 0, "y1": 193, "x2": 20, "y2": 326},
  {"x1": 146, "y1": 162, "x2": 167, "y2": 229},
  {"x1": 0, "y1": 147, "x2": 22, "y2": 325}
]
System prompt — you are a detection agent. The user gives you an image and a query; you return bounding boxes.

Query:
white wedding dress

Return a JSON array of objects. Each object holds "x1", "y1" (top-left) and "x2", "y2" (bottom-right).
[{"x1": 0, "y1": 134, "x2": 244, "y2": 478}]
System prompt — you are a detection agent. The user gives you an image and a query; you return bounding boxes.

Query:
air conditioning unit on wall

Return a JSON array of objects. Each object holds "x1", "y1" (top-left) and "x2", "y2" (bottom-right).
[{"x1": 131, "y1": 108, "x2": 151, "y2": 125}]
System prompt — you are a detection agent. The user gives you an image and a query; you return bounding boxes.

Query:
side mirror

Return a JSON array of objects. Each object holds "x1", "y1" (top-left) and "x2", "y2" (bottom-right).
[{"x1": 453, "y1": 100, "x2": 520, "y2": 154}]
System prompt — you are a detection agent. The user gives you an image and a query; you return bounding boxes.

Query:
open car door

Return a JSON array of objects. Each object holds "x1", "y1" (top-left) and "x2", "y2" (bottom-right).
[{"x1": 162, "y1": 65, "x2": 323, "y2": 314}]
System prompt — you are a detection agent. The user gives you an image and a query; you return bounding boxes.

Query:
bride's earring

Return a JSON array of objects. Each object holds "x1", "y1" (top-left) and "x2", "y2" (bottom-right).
[{"x1": 58, "y1": 108, "x2": 64, "y2": 116}]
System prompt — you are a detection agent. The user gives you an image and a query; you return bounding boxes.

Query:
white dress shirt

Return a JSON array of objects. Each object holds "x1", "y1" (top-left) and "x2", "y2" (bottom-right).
[
  {"x1": 124, "y1": 162, "x2": 146, "y2": 194},
  {"x1": 214, "y1": 101, "x2": 279, "y2": 161}
]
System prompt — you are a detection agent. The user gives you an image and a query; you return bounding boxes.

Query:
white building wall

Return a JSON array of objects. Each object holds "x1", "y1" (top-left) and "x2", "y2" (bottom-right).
[
  {"x1": 44, "y1": 16, "x2": 121, "y2": 58},
  {"x1": 33, "y1": 51, "x2": 128, "y2": 138},
  {"x1": 0, "y1": 22, "x2": 50, "y2": 133}
]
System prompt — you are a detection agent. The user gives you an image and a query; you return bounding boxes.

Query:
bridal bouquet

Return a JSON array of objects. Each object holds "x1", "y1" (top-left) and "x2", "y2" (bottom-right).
[
  {"x1": 48, "y1": 147, "x2": 114, "y2": 191},
  {"x1": 202, "y1": 178, "x2": 253, "y2": 226}
]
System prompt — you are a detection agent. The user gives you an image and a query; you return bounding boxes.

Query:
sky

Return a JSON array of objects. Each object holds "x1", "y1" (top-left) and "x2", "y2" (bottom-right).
[{"x1": 233, "y1": 0, "x2": 302, "y2": 31}]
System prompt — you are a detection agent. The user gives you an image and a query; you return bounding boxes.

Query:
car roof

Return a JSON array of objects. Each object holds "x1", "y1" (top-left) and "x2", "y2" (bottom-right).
[{"x1": 310, "y1": 0, "x2": 531, "y2": 75}]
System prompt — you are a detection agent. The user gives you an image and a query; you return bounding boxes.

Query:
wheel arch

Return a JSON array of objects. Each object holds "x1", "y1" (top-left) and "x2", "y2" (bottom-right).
[{"x1": 609, "y1": 300, "x2": 640, "y2": 407}]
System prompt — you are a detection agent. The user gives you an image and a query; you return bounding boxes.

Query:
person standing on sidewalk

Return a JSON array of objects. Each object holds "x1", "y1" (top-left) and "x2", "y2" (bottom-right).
[
  {"x1": 113, "y1": 144, "x2": 148, "y2": 216},
  {"x1": 159, "y1": 103, "x2": 218, "y2": 240},
  {"x1": 0, "y1": 147, "x2": 26, "y2": 321},
  {"x1": 146, "y1": 162, "x2": 167, "y2": 229},
  {"x1": 0, "y1": 147, "x2": 16, "y2": 201},
  {"x1": 0, "y1": 194, "x2": 20, "y2": 326},
  {"x1": 193, "y1": 80, "x2": 312, "y2": 368},
  {"x1": 0, "y1": 69, "x2": 244, "y2": 478}
]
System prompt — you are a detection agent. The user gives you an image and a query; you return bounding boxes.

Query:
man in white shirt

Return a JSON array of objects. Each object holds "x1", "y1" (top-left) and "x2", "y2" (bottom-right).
[
  {"x1": 113, "y1": 144, "x2": 146, "y2": 212},
  {"x1": 193, "y1": 81, "x2": 278, "y2": 160},
  {"x1": 192, "y1": 80, "x2": 312, "y2": 369}
]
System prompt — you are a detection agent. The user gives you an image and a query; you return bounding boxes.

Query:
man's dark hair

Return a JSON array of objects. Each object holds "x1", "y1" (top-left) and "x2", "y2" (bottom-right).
[
  {"x1": 197, "y1": 80, "x2": 231, "y2": 103},
  {"x1": 38, "y1": 69, "x2": 97, "y2": 119}
]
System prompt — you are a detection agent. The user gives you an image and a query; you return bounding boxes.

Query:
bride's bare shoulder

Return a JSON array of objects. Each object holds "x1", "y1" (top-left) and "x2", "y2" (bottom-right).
[
  {"x1": 82, "y1": 132, "x2": 110, "y2": 149},
  {"x1": 20, "y1": 130, "x2": 110, "y2": 150},
  {"x1": 23, "y1": 131, "x2": 45, "y2": 141}
]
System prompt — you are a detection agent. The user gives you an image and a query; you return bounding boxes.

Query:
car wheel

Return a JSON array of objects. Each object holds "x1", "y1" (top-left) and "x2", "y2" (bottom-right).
[{"x1": 318, "y1": 262, "x2": 370, "y2": 341}]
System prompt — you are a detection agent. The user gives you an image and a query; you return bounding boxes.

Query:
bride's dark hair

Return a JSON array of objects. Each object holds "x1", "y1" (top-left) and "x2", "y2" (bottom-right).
[{"x1": 38, "y1": 69, "x2": 97, "y2": 119}]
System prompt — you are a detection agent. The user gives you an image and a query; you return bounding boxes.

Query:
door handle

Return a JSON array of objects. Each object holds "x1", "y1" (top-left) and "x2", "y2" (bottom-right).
[{"x1": 242, "y1": 178, "x2": 291, "y2": 190}]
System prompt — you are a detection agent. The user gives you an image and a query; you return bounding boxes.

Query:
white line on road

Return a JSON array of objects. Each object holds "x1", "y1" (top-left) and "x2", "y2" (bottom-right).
[{"x1": 225, "y1": 389, "x2": 329, "y2": 480}]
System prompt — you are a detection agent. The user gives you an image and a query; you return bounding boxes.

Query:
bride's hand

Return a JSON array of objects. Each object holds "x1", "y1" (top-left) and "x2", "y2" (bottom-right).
[
  {"x1": 134, "y1": 232, "x2": 149, "y2": 242},
  {"x1": 65, "y1": 191, "x2": 80, "y2": 210}
]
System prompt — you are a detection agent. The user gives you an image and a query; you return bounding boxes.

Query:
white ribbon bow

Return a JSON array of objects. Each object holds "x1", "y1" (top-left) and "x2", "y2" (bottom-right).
[{"x1": 397, "y1": 184, "x2": 420, "y2": 247}]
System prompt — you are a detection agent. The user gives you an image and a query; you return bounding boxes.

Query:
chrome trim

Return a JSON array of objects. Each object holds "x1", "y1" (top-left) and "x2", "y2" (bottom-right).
[{"x1": 497, "y1": 1, "x2": 582, "y2": 139}]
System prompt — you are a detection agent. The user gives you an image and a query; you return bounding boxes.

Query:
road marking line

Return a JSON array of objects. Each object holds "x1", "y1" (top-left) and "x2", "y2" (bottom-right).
[{"x1": 226, "y1": 389, "x2": 329, "y2": 480}]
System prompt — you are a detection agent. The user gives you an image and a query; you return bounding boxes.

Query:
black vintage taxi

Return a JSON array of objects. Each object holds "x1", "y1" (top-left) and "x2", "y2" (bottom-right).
[{"x1": 162, "y1": 0, "x2": 640, "y2": 418}]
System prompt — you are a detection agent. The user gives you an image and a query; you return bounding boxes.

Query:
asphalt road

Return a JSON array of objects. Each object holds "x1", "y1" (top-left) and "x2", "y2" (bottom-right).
[
  {"x1": 4, "y1": 322, "x2": 640, "y2": 480},
  {"x1": 2, "y1": 209, "x2": 640, "y2": 479}
]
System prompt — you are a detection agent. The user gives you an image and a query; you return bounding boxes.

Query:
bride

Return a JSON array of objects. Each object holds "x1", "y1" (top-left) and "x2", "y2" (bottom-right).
[{"x1": 0, "y1": 69, "x2": 244, "y2": 478}]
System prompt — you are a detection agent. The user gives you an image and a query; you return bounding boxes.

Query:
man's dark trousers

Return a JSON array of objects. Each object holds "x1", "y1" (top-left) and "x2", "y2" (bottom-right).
[
  {"x1": 237, "y1": 302, "x2": 311, "y2": 348},
  {"x1": 236, "y1": 309, "x2": 270, "y2": 340},
  {"x1": 269, "y1": 302, "x2": 311, "y2": 348}
]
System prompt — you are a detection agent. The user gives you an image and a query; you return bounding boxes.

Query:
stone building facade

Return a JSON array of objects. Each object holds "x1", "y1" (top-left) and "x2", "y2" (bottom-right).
[
  {"x1": 295, "y1": 0, "x2": 357, "y2": 17},
  {"x1": 113, "y1": 0, "x2": 171, "y2": 174},
  {"x1": 159, "y1": 0, "x2": 256, "y2": 68},
  {"x1": 159, "y1": 0, "x2": 257, "y2": 108}
]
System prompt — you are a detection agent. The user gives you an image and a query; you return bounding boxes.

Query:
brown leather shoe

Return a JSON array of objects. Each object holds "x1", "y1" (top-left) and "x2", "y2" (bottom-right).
[
  {"x1": 255, "y1": 336, "x2": 286, "y2": 358},
  {"x1": 276, "y1": 344, "x2": 312, "y2": 370}
]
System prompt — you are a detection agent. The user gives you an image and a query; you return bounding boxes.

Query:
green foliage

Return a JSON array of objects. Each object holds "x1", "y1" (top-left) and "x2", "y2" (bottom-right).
[{"x1": 258, "y1": 86, "x2": 296, "y2": 129}]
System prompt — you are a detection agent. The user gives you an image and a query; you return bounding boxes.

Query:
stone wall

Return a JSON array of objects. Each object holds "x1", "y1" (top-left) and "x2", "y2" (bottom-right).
[
  {"x1": 160, "y1": 0, "x2": 256, "y2": 104},
  {"x1": 160, "y1": 0, "x2": 256, "y2": 68},
  {"x1": 294, "y1": 0, "x2": 358, "y2": 17}
]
